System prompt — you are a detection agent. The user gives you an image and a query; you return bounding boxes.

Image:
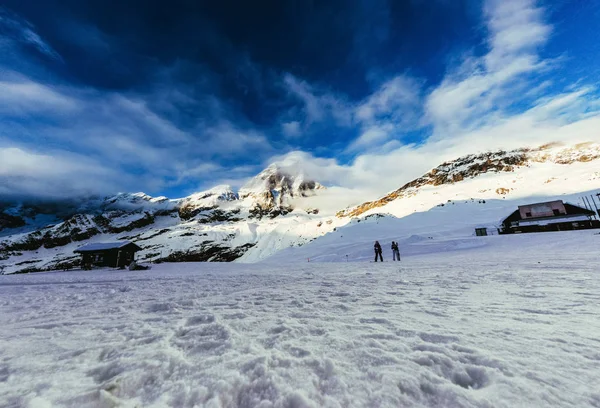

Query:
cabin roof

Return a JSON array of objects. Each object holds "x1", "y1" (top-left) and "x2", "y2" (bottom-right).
[
  {"x1": 502, "y1": 202, "x2": 594, "y2": 224},
  {"x1": 74, "y1": 241, "x2": 141, "y2": 253},
  {"x1": 517, "y1": 199, "x2": 563, "y2": 209}
]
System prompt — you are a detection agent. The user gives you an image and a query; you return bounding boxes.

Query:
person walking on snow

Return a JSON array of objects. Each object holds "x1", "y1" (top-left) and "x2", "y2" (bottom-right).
[
  {"x1": 374, "y1": 241, "x2": 383, "y2": 262},
  {"x1": 391, "y1": 241, "x2": 401, "y2": 261}
]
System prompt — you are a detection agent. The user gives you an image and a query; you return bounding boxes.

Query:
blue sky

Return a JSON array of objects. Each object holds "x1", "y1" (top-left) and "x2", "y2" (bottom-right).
[{"x1": 1, "y1": 0, "x2": 599, "y2": 203}]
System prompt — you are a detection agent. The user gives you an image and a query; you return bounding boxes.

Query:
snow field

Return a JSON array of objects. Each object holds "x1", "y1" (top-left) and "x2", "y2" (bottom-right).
[
  {"x1": 1, "y1": 234, "x2": 600, "y2": 407},
  {"x1": 266, "y1": 191, "x2": 600, "y2": 265}
]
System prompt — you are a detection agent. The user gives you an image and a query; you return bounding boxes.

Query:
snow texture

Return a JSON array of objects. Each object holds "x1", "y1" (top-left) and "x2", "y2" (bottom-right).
[{"x1": 1, "y1": 229, "x2": 600, "y2": 407}]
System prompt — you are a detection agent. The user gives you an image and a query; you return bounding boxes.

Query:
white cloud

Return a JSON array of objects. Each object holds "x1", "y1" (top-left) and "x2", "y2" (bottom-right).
[
  {"x1": 281, "y1": 121, "x2": 302, "y2": 138},
  {"x1": 0, "y1": 8, "x2": 62, "y2": 61},
  {"x1": 0, "y1": 147, "x2": 131, "y2": 198},
  {"x1": 0, "y1": 78, "x2": 78, "y2": 115},
  {"x1": 2, "y1": 0, "x2": 599, "y2": 209},
  {"x1": 172, "y1": 162, "x2": 223, "y2": 189},
  {"x1": 355, "y1": 75, "x2": 422, "y2": 126},
  {"x1": 484, "y1": 0, "x2": 551, "y2": 70},
  {"x1": 283, "y1": 72, "x2": 424, "y2": 154},
  {"x1": 0, "y1": 73, "x2": 276, "y2": 198},
  {"x1": 347, "y1": 75, "x2": 423, "y2": 153},
  {"x1": 283, "y1": 74, "x2": 324, "y2": 123},
  {"x1": 425, "y1": 0, "x2": 552, "y2": 134},
  {"x1": 260, "y1": 0, "x2": 600, "y2": 211},
  {"x1": 346, "y1": 124, "x2": 393, "y2": 152},
  {"x1": 203, "y1": 124, "x2": 272, "y2": 156},
  {"x1": 283, "y1": 73, "x2": 352, "y2": 126}
]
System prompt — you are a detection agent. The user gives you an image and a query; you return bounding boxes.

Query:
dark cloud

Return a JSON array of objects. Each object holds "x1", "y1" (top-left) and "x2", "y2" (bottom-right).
[{"x1": 5, "y1": 0, "x2": 588, "y2": 203}]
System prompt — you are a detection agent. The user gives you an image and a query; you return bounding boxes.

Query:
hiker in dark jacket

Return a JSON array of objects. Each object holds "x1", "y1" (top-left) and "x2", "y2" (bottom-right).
[
  {"x1": 391, "y1": 241, "x2": 401, "y2": 261},
  {"x1": 374, "y1": 241, "x2": 383, "y2": 262}
]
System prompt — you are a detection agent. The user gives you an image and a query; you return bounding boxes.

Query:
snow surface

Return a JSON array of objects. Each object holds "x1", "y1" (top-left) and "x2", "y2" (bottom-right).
[
  {"x1": 1, "y1": 144, "x2": 599, "y2": 406},
  {"x1": 1, "y1": 230, "x2": 600, "y2": 407}
]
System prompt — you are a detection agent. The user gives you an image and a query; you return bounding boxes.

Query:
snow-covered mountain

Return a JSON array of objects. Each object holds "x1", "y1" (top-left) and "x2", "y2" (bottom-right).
[
  {"x1": 267, "y1": 142, "x2": 600, "y2": 263},
  {"x1": 1, "y1": 142, "x2": 599, "y2": 274},
  {"x1": 337, "y1": 142, "x2": 600, "y2": 219},
  {"x1": 239, "y1": 163, "x2": 325, "y2": 217},
  {"x1": 0, "y1": 162, "x2": 334, "y2": 274}
]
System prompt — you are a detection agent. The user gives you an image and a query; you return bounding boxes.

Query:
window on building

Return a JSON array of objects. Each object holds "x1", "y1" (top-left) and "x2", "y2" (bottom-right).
[
  {"x1": 553, "y1": 209, "x2": 561, "y2": 216},
  {"x1": 525, "y1": 212, "x2": 532, "y2": 217}
]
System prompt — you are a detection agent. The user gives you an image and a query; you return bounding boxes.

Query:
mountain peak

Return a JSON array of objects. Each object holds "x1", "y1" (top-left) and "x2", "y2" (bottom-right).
[
  {"x1": 239, "y1": 161, "x2": 324, "y2": 211},
  {"x1": 180, "y1": 185, "x2": 238, "y2": 203},
  {"x1": 103, "y1": 192, "x2": 172, "y2": 211}
]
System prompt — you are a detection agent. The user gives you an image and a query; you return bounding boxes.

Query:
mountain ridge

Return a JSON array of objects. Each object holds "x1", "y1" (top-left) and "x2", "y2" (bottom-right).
[
  {"x1": 1, "y1": 141, "x2": 599, "y2": 274},
  {"x1": 0, "y1": 162, "x2": 332, "y2": 273},
  {"x1": 336, "y1": 142, "x2": 600, "y2": 218}
]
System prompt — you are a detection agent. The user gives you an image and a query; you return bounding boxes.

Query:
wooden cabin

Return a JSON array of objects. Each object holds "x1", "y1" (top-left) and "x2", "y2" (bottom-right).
[
  {"x1": 499, "y1": 200, "x2": 599, "y2": 234},
  {"x1": 74, "y1": 241, "x2": 142, "y2": 269}
]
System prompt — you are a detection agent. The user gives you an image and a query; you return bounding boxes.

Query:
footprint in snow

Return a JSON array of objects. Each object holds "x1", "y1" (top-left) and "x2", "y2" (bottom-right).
[{"x1": 185, "y1": 314, "x2": 216, "y2": 326}]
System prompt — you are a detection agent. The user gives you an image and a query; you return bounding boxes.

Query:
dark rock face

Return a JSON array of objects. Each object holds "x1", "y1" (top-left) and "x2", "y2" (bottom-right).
[
  {"x1": 196, "y1": 209, "x2": 242, "y2": 224},
  {"x1": 0, "y1": 213, "x2": 26, "y2": 231},
  {"x1": 179, "y1": 205, "x2": 217, "y2": 221},
  {"x1": 248, "y1": 205, "x2": 293, "y2": 220},
  {"x1": 2, "y1": 214, "x2": 103, "y2": 251},
  {"x1": 1, "y1": 211, "x2": 156, "y2": 254},
  {"x1": 156, "y1": 243, "x2": 256, "y2": 263},
  {"x1": 107, "y1": 213, "x2": 155, "y2": 233}
]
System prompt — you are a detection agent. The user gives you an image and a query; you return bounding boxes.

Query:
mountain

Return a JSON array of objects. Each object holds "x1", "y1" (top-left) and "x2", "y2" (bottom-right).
[
  {"x1": 337, "y1": 142, "x2": 600, "y2": 219},
  {"x1": 177, "y1": 185, "x2": 239, "y2": 221},
  {"x1": 1, "y1": 142, "x2": 599, "y2": 274},
  {"x1": 0, "y1": 162, "x2": 334, "y2": 274},
  {"x1": 268, "y1": 142, "x2": 600, "y2": 264},
  {"x1": 239, "y1": 163, "x2": 325, "y2": 216}
]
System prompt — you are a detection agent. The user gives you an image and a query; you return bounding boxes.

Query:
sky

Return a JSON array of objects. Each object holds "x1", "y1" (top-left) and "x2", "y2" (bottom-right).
[{"x1": 1, "y1": 0, "x2": 599, "y2": 207}]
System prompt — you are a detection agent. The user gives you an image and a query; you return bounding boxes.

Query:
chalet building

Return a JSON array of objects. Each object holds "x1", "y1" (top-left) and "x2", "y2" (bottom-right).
[
  {"x1": 499, "y1": 200, "x2": 599, "y2": 234},
  {"x1": 74, "y1": 241, "x2": 142, "y2": 269}
]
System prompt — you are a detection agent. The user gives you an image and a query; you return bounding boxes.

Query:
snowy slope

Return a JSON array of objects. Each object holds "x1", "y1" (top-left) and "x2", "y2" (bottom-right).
[
  {"x1": 1, "y1": 231, "x2": 599, "y2": 407},
  {"x1": 338, "y1": 142, "x2": 600, "y2": 219},
  {"x1": 265, "y1": 189, "x2": 600, "y2": 264},
  {"x1": 263, "y1": 145, "x2": 600, "y2": 264}
]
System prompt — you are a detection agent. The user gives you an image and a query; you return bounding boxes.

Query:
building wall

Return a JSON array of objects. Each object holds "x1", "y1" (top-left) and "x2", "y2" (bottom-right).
[
  {"x1": 81, "y1": 249, "x2": 136, "y2": 268},
  {"x1": 518, "y1": 200, "x2": 565, "y2": 219}
]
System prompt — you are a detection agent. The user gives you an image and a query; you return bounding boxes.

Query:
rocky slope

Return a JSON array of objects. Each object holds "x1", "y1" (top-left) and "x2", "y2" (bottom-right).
[{"x1": 337, "y1": 142, "x2": 600, "y2": 218}]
